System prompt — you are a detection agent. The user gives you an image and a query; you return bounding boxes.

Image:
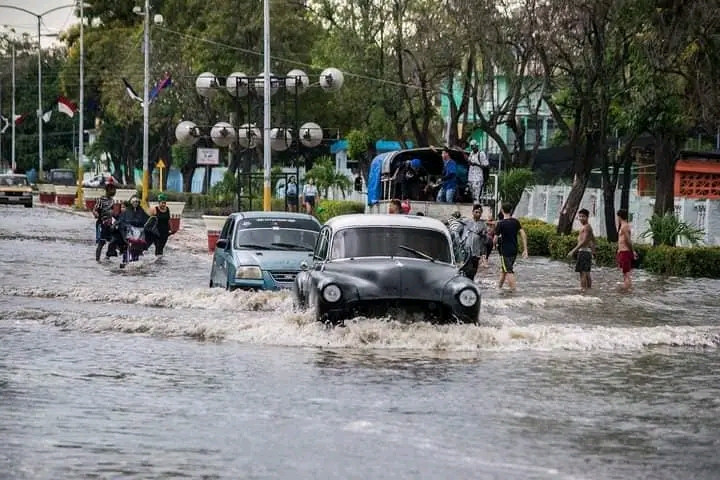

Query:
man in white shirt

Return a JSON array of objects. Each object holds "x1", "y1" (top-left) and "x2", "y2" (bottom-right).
[{"x1": 467, "y1": 140, "x2": 488, "y2": 203}]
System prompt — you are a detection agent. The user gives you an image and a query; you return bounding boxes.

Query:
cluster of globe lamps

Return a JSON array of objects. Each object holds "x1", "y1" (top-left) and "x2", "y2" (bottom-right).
[{"x1": 174, "y1": 68, "x2": 344, "y2": 152}]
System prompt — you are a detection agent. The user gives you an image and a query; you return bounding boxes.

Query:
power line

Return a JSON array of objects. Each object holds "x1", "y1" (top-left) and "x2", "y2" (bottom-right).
[{"x1": 154, "y1": 26, "x2": 424, "y2": 92}]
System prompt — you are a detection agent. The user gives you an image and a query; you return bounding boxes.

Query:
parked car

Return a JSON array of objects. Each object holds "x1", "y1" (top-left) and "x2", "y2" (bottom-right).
[
  {"x1": 83, "y1": 173, "x2": 120, "y2": 187},
  {"x1": 47, "y1": 168, "x2": 76, "y2": 186},
  {"x1": 209, "y1": 211, "x2": 322, "y2": 291},
  {"x1": 0, "y1": 174, "x2": 33, "y2": 208},
  {"x1": 293, "y1": 213, "x2": 481, "y2": 325}
]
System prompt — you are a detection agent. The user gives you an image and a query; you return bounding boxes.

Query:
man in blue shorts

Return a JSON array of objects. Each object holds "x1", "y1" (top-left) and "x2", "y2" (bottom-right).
[{"x1": 493, "y1": 202, "x2": 528, "y2": 291}]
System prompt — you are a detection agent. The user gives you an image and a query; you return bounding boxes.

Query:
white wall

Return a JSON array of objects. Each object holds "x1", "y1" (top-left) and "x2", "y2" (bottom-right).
[{"x1": 514, "y1": 184, "x2": 720, "y2": 246}]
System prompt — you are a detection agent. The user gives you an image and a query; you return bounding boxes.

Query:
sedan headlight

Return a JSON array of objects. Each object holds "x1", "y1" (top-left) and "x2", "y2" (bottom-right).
[
  {"x1": 457, "y1": 288, "x2": 478, "y2": 307},
  {"x1": 322, "y1": 284, "x2": 342, "y2": 303},
  {"x1": 236, "y1": 266, "x2": 263, "y2": 279}
]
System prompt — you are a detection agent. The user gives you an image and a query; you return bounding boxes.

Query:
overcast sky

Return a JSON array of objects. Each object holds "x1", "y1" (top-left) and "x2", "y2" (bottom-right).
[{"x1": 1, "y1": 0, "x2": 80, "y2": 47}]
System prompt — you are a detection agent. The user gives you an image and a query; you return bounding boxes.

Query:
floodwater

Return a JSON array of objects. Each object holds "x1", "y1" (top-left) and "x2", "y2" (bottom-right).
[{"x1": 1, "y1": 204, "x2": 719, "y2": 479}]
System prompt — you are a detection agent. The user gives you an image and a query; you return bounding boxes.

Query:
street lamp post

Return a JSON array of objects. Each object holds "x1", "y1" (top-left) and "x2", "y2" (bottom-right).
[
  {"x1": 182, "y1": 69, "x2": 343, "y2": 211},
  {"x1": 0, "y1": 3, "x2": 79, "y2": 177},
  {"x1": 133, "y1": 1, "x2": 163, "y2": 208},
  {"x1": 74, "y1": 0, "x2": 85, "y2": 208}
]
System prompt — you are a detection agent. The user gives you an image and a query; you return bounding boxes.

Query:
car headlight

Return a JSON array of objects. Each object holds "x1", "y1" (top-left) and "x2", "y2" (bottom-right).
[
  {"x1": 457, "y1": 288, "x2": 478, "y2": 307},
  {"x1": 236, "y1": 266, "x2": 263, "y2": 279},
  {"x1": 22, "y1": 191, "x2": 32, "y2": 196},
  {"x1": 322, "y1": 284, "x2": 342, "y2": 303}
]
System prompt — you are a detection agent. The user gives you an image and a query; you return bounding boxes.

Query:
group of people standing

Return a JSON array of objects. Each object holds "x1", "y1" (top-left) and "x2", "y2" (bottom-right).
[
  {"x1": 92, "y1": 181, "x2": 175, "y2": 262},
  {"x1": 449, "y1": 202, "x2": 528, "y2": 291},
  {"x1": 284, "y1": 177, "x2": 319, "y2": 216}
]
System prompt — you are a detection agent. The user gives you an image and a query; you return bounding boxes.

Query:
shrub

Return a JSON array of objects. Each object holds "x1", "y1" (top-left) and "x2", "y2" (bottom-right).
[
  {"x1": 640, "y1": 212, "x2": 705, "y2": 246},
  {"x1": 316, "y1": 200, "x2": 366, "y2": 223},
  {"x1": 520, "y1": 220, "x2": 557, "y2": 256},
  {"x1": 642, "y1": 245, "x2": 720, "y2": 278}
]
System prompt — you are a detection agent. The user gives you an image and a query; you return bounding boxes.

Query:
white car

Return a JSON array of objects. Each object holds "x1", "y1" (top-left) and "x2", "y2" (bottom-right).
[{"x1": 83, "y1": 174, "x2": 119, "y2": 188}]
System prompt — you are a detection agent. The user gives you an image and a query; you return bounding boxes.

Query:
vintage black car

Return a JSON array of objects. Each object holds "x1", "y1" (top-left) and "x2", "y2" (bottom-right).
[{"x1": 293, "y1": 214, "x2": 481, "y2": 325}]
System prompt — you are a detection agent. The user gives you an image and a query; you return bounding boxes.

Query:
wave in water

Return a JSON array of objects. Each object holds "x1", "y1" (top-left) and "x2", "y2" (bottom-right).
[
  {"x1": 0, "y1": 286, "x2": 293, "y2": 312},
  {"x1": 0, "y1": 285, "x2": 599, "y2": 314},
  {"x1": 6, "y1": 305, "x2": 717, "y2": 352}
]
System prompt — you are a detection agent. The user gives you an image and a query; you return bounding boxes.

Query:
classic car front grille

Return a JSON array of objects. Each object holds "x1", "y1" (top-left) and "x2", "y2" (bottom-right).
[
  {"x1": 269, "y1": 270, "x2": 298, "y2": 283},
  {"x1": 347, "y1": 300, "x2": 452, "y2": 323},
  {"x1": 1, "y1": 191, "x2": 24, "y2": 196}
]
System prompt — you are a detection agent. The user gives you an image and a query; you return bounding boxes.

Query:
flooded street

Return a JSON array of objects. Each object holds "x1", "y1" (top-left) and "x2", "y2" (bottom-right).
[{"x1": 1, "y1": 204, "x2": 719, "y2": 479}]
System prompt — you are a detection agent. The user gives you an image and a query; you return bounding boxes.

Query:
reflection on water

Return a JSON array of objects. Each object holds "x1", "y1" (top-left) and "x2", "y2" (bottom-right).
[{"x1": 1, "y1": 205, "x2": 720, "y2": 479}]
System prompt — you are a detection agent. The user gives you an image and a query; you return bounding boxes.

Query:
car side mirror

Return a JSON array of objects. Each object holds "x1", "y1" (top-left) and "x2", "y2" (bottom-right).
[
  {"x1": 300, "y1": 261, "x2": 309, "y2": 271},
  {"x1": 215, "y1": 239, "x2": 228, "y2": 250}
]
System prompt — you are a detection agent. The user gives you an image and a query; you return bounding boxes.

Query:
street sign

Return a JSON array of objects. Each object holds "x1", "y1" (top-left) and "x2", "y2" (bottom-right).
[
  {"x1": 196, "y1": 147, "x2": 220, "y2": 166},
  {"x1": 156, "y1": 159, "x2": 166, "y2": 169}
]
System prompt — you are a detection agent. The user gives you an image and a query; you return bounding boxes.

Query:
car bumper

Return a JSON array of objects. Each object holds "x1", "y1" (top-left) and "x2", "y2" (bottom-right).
[
  {"x1": 0, "y1": 196, "x2": 32, "y2": 206},
  {"x1": 228, "y1": 270, "x2": 298, "y2": 291},
  {"x1": 318, "y1": 298, "x2": 481, "y2": 324}
]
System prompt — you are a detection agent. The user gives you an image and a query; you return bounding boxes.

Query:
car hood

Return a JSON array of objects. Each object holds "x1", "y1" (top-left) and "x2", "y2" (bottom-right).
[
  {"x1": 233, "y1": 249, "x2": 313, "y2": 271},
  {"x1": 321, "y1": 257, "x2": 462, "y2": 301},
  {"x1": 0, "y1": 186, "x2": 31, "y2": 193}
]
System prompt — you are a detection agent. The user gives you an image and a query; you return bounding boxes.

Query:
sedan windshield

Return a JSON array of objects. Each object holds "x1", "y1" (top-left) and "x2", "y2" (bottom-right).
[
  {"x1": 329, "y1": 227, "x2": 452, "y2": 263},
  {"x1": 0, "y1": 176, "x2": 28, "y2": 186},
  {"x1": 234, "y1": 228, "x2": 318, "y2": 251}
]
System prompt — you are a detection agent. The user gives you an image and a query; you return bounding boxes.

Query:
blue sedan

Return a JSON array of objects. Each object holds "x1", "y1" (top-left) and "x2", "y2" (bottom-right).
[{"x1": 209, "y1": 212, "x2": 322, "y2": 291}]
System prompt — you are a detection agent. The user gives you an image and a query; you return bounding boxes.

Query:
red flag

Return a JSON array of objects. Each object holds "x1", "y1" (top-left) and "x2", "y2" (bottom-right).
[{"x1": 57, "y1": 96, "x2": 78, "y2": 117}]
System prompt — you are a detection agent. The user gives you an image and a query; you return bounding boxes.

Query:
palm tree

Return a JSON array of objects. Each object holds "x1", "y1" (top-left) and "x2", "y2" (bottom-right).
[{"x1": 305, "y1": 156, "x2": 352, "y2": 199}]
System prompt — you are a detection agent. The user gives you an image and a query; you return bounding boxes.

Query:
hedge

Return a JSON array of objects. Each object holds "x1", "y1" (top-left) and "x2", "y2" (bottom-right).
[{"x1": 521, "y1": 218, "x2": 717, "y2": 278}]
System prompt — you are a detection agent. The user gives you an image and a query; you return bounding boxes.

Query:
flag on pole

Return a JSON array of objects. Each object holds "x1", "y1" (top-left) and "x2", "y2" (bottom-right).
[
  {"x1": 149, "y1": 72, "x2": 172, "y2": 104},
  {"x1": 42, "y1": 110, "x2": 53, "y2": 123},
  {"x1": 57, "y1": 96, "x2": 78, "y2": 117},
  {"x1": 14, "y1": 113, "x2": 28, "y2": 125},
  {"x1": 122, "y1": 78, "x2": 143, "y2": 104}
]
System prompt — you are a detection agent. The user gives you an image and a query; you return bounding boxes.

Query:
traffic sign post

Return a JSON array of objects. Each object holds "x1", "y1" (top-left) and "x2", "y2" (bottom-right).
[{"x1": 156, "y1": 159, "x2": 166, "y2": 192}]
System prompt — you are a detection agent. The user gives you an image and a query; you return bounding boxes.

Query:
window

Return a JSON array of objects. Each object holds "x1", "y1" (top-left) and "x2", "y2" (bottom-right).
[
  {"x1": 220, "y1": 218, "x2": 234, "y2": 240},
  {"x1": 696, "y1": 203, "x2": 707, "y2": 230},
  {"x1": 1, "y1": 176, "x2": 28, "y2": 186},
  {"x1": 525, "y1": 117, "x2": 538, "y2": 147},
  {"x1": 234, "y1": 228, "x2": 318, "y2": 251},
  {"x1": 329, "y1": 227, "x2": 452, "y2": 263},
  {"x1": 314, "y1": 227, "x2": 331, "y2": 260}
]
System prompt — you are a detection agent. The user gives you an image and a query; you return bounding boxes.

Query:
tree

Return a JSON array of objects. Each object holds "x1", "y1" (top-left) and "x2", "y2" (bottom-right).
[
  {"x1": 622, "y1": 0, "x2": 720, "y2": 217},
  {"x1": 535, "y1": 0, "x2": 628, "y2": 235},
  {"x1": 305, "y1": 155, "x2": 351, "y2": 198}
]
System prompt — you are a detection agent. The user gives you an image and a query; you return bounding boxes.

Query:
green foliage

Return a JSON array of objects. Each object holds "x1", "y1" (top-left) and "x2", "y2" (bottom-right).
[
  {"x1": 640, "y1": 213, "x2": 705, "y2": 247},
  {"x1": 643, "y1": 245, "x2": 720, "y2": 278},
  {"x1": 315, "y1": 199, "x2": 365, "y2": 223},
  {"x1": 209, "y1": 171, "x2": 237, "y2": 205},
  {"x1": 346, "y1": 129, "x2": 373, "y2": 160},
  {"x1": 171, "y1": 144, "x2": 193, "y2": 170},
  {"x1": 304, "y1": 156, "x2": 352, "y2": 197},
  {"x1": 499, "y1": 169, "x2": 535, "y2": 212},
  {"x1": 518, "y1": 218, "x2": 556, "y2": 256}
]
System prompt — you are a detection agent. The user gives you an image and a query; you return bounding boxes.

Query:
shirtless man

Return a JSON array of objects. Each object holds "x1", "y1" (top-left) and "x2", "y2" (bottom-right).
[
  {"x1": 616, "y1": 208, "x2": 634, "y2": 291},
  {"x1": 567, "y1": 208, "x2": 595, "y2": 291}
]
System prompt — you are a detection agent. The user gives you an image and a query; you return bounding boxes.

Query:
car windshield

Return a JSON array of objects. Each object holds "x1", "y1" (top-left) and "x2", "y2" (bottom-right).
[
  {"x1": 52, "y1": 171, "x2": 74, "y2": 180},
  {"x1": 329, "y1": 227, "x2": 453, "y2": 263},
  {"x1": 234, "y1": 228, "x2": 318, "y2": 251},
  {"x1": 1, "y1": 176, "x2": 28, "y2": 186}
]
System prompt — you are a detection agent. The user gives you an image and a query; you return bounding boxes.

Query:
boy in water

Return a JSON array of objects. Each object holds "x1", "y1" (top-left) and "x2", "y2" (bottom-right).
[
  {"x1": 493, "y1": 202, "x2": 528, "y2": 291},
  {"x1": 567, "y1": 208, "x2": 595, "y2": 291},
  {"x1": 616, "y1": 208, "x2": 634, "y2": 291}
]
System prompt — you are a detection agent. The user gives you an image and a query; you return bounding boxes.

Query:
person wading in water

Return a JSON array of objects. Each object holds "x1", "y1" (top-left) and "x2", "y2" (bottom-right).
[
  {"x1": 148, "y1": 193, "x2": 175, "y2": 256},
  {"x1": 567, "y1": 208, "x2": 596, "y2": 291}
]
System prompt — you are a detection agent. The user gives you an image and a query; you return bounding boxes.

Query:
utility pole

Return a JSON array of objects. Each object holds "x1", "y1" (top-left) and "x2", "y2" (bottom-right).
[{"x1": 141, "y1": 0, "x2": 151, "y2": 207}]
